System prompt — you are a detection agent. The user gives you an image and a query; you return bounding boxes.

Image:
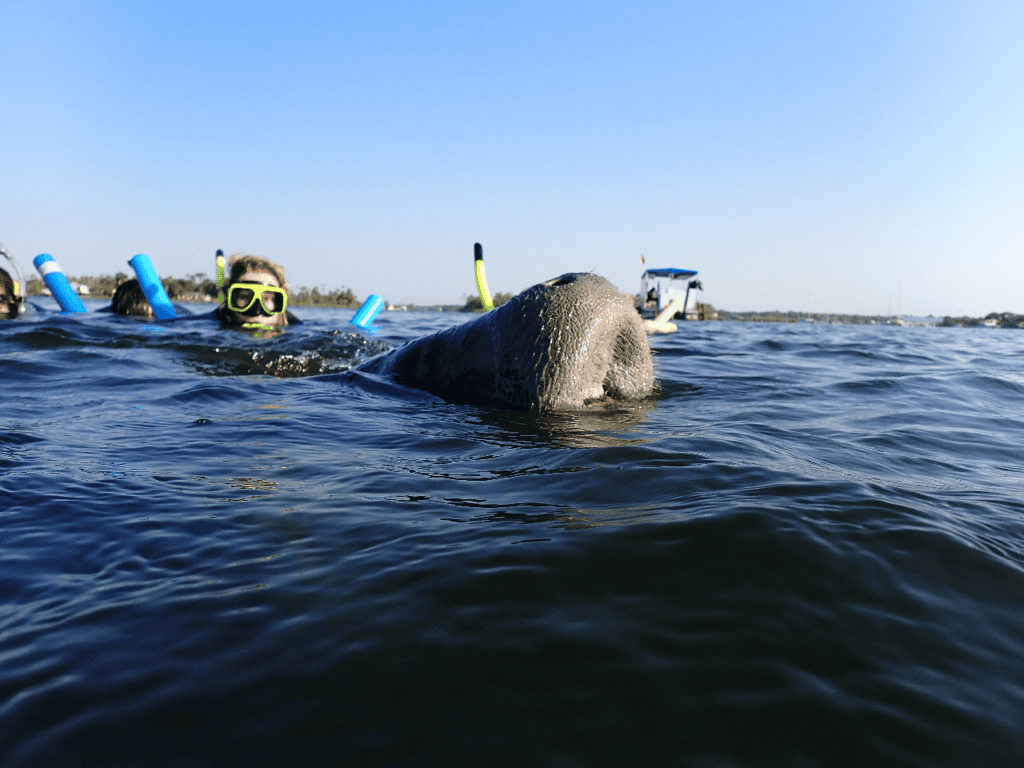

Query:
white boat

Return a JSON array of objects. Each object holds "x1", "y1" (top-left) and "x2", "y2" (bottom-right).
[{"x1": 639, "y1": 268, "x2": 701, "y2": 332}]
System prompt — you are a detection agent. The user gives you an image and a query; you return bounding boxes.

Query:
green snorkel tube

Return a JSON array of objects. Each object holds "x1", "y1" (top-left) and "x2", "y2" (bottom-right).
[
  {"x1": 215, "y1": 249, "x2": 226, "y2": 310},
  {"x1": 474, "y1": 242, "x2": 494, "y2": 311}
]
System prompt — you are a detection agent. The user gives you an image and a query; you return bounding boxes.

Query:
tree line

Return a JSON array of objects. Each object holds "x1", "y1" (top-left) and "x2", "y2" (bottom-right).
[{"x1": 460, "y1": 292, "x2": 515, "y2": 311}]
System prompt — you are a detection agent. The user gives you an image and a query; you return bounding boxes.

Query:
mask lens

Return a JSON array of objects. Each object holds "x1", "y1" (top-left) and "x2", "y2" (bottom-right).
[
  {"x1": 232, "y1": 287, "x2": 255, "y2": 310},
  {"x1": 261, "y1": 290, "x2": 282, "y2": 313}
]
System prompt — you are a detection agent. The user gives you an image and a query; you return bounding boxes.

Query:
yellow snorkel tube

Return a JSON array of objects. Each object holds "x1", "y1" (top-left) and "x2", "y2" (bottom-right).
[
  {"x1": 474, "y1": 243, "x2": 493, "y2": 311},
  {"x1": 215, "y1": 249, "x2": 226, "y2": 310}
]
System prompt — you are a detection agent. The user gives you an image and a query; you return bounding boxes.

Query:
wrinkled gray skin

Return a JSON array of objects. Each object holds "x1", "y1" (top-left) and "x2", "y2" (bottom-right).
[{"x1": 358, "y1": 273, "x2": 654, "y2": 410}]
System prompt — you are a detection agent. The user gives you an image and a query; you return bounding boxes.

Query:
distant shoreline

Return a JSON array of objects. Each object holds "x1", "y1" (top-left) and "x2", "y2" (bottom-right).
[
  {"x1": 714, "y1": 311, "x2": 1024, "y2": 328},
  {"x1": 24, "y1": 276, "x2": 1021, "y2": 328}
]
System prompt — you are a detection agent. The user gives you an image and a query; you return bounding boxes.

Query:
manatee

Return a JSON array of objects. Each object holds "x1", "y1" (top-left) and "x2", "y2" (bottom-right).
[{"x1": 358, "y1": 273, "x2": 655, "y2": 410}]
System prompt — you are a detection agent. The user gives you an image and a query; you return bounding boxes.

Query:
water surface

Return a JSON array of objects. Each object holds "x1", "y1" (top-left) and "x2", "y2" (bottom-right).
[{"x1": 3, "y1": 300, "x2": 1024, "y2": 766}]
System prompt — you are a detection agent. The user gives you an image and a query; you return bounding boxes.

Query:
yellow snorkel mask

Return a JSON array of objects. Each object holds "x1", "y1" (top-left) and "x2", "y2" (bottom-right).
[{"x1": 226, "y1": 283, "x2": 288, "y2": 316}]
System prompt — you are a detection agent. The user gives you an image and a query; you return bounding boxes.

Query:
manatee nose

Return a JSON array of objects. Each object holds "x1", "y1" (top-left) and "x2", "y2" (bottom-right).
[{"x1": 544, "y1": 274, "x2": 578, "y2": 288}]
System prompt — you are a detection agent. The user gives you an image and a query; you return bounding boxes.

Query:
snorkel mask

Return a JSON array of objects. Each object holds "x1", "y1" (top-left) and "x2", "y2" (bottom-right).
[
  {"x1": 0, "y1": 242, "x2": 28, "y2": 317},
  {"x1": 226, "y1": 283, "x2": 288, "y2": 316},
  {"x1": 229, "y1": 284, "x2": 288, "y2": 332}
]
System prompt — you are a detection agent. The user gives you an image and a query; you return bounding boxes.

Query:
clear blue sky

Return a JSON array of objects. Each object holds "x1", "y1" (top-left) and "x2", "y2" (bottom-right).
[{"x1": 3, "y1": 1, "x2": 1022, "y2": 315}]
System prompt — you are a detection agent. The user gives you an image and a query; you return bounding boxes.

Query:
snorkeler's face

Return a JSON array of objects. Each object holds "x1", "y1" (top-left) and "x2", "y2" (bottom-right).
[{"x1": 224, "y1": 269, "x2": 288, "y2": 329}]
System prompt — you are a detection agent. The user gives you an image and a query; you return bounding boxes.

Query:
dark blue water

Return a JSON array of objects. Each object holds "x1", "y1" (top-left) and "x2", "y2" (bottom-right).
[{"x1": 4, "y1": 299, "x2": 1024, "y2": 767}]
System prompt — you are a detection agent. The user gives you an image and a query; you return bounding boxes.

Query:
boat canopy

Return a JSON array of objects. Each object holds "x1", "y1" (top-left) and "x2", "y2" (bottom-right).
[{"x1": 642, "y1": 268, "x2": 698, "y2": 280}]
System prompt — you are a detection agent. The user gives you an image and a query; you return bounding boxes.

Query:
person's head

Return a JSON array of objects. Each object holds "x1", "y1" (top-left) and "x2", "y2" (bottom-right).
[
  {"x1": 0, "y1": 243, "x2": 27, "y2": 319},
  {"x1": 218, "y1": 254, "x2": 290, "y2": 330},
  {"x1": 111, "y1": 278, "x2": 154, "y2": 318},
  {"x1": 0, "y1": 268, "x2": 21, "y2": 320}
]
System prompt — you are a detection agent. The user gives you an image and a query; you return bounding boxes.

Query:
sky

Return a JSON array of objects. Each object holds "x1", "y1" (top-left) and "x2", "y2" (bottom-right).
[{"x1": 2, "y1": 0, "x2": 1022, "y2": 316}]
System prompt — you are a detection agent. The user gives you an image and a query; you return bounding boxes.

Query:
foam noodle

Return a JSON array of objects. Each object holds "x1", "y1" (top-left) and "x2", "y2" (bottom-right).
[
  {"x1": 33, "y1": 254, "x2": 88, "y2": 313},
  {"x1": 128, "y1": 254, "x2": 177, "y2": 320},
  {"x1": 350, "y1": 294, "x2": 384, "y2": 329}
]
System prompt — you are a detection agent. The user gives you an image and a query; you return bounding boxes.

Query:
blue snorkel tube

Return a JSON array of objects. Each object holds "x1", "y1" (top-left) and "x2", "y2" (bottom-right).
[
  {"x1": 33, "y1": 254, "x2": 88, "y2": 313},
  {"x1": 128, "y1": 253, "x2": 177, "y2": 319}
]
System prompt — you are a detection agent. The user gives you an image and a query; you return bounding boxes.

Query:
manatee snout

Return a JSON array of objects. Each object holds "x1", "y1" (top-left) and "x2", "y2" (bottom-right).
[
  {"x1": 358, "y1": 273, "x2": 655, "y2": 410},
  {"x1": 543, "y1": 274, "x2": 580, "y2": 288}
]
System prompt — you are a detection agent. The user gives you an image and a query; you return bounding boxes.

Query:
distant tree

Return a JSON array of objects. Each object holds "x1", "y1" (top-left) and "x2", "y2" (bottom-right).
[
  {"x1": 695, "y1": 302, "x2": 717, "y2": 320},
  {"x1": 460, "y1": 295, "x2": 484, "y2": 312},
  {"x1": 461, "y1": 292, "x2": 513, "y2": 311},
  {"x1": 291, "y1": 285, "x2": 360, "y2": 307},
  {"x1": 70, "y1": 274, "x2": 122, "y2": 297},
  {"x1": 163, "y1": 277, "x2": 187, "y2": 299},
  {"x1": 939, "y1": 316, "x2": 982, "y2": 328}
]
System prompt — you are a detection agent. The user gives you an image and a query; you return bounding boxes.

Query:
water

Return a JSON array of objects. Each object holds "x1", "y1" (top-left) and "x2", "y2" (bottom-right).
[{"x1": 3, "y1": 299, "x2": 1024, "y2": 767}]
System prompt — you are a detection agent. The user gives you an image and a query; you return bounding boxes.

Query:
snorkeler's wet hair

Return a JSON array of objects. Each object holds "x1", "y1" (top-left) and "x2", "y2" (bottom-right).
[
  {"x1": 226, "y1": 254, "x2": 289, "y2": 293},
  {"x1": 111, "y1": 278, "x2": 154, "y2": 318}
]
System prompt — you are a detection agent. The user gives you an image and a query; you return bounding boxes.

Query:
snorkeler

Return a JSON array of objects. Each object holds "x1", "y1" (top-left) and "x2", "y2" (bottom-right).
[
  {"x1": 215, "y1": 252, "x2": 296, "y2": 330},
  {"x1": 0, "y1": 243, "x2": 28, "y2": 319},
  {"x1": 109, "y1": 278, "x2": 155, "y2": 318},
  {"x1": 0, "y1": 268, "x2": 22, "y2": 319},
  {"x1": 101, "y1": 254, "x2": 177, "y2": 319}
]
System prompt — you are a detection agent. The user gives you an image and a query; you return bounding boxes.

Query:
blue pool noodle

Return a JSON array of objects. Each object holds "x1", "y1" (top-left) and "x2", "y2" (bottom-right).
[
  {"x1": 350, "y1": 294, "x2": 384, "y2": 329},
  {"x1": 128, "y1": 254, "x2": 177, "y2": 320},
  {"x1": 33, "y1": 254, "x2": 88, "y2": 313}
]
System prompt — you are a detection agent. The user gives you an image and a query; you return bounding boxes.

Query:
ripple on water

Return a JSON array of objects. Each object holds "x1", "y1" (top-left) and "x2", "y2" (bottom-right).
[{"x1": 3, "y1": 313, "x2": 1024, "y2": 765}]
